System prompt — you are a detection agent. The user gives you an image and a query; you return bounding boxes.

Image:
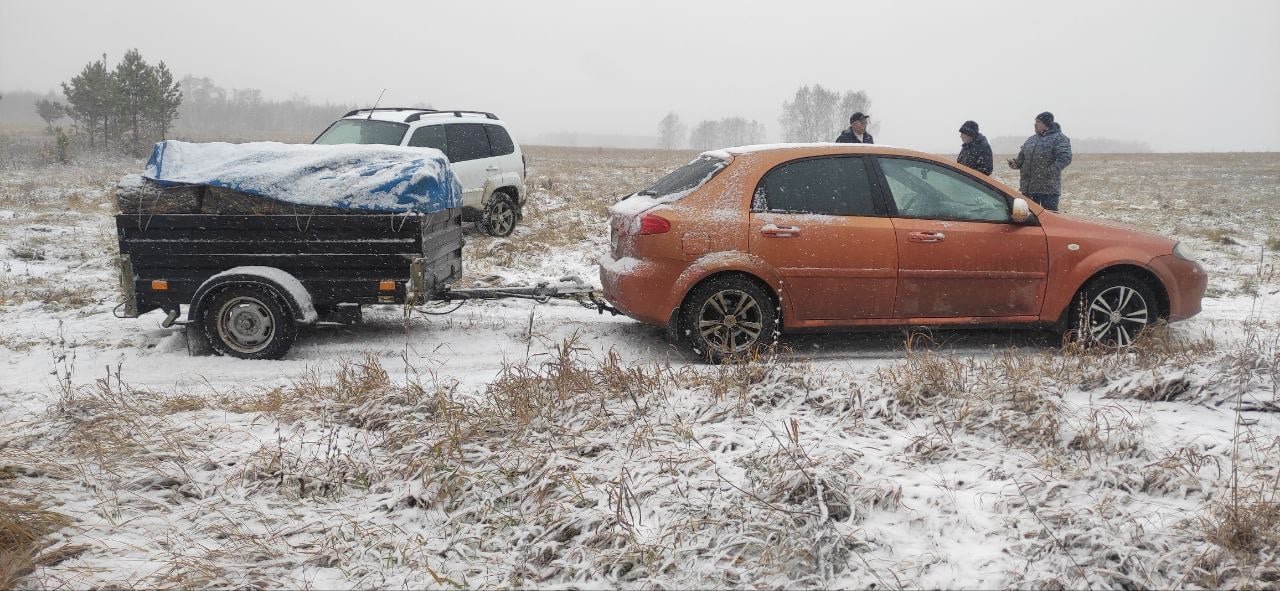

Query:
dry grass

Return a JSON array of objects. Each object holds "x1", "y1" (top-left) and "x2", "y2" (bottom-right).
[{"x1": 0, "y1": 501, "x2": 69, "y2": 588}]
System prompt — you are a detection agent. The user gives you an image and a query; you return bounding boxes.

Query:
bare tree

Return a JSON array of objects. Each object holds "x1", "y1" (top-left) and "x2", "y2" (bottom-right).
[
  {"x1": 658, "y1": 111, "x2": 686, "y2": 149},
  {"x1": 779, "y1": 84, "x2": 873, "y2": 142},
  {"x1": 688, "y1": 117, "x2": 767, "y2": 150}
]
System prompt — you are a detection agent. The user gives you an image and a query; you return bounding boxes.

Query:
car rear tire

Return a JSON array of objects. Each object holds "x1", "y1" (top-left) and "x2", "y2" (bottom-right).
[
  {"x1": 479, "y1": 192, "x2": 517, "y2": 237},
  {"x1": 1070, "y1": 273, "x2": 1159, "y2": 347},
  {"x1": 680, "y1": 275, "x2": 778, "y2": 363},
  {"x1": 200, "y1": 285, "x2": 298, "y2": 360}
]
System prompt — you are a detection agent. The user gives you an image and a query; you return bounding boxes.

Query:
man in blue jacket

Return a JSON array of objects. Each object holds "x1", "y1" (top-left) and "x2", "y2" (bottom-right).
[
  {"x1": 1007, "y1": 111, "x2": 1072, "y2": 211},
  {"x1": 835, "y1": 112, "x2": 874, "y2": 144}
]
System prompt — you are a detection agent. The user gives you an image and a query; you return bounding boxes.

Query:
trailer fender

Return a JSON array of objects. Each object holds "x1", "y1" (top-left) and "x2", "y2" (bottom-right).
[{"x1": 188, "y1": 266, "x2": 318, "y2": 324}]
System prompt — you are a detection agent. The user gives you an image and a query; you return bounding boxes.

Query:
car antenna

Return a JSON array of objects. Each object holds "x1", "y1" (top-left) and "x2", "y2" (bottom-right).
[{"x1": 365, "y1": 89, "x2": 387, "y2": 120}]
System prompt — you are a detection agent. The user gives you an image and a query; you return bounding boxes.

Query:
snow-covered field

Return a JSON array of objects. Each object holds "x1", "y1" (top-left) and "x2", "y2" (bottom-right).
[{"x1": 2, "y1": 137, "x2": 1278, "y2": 588}]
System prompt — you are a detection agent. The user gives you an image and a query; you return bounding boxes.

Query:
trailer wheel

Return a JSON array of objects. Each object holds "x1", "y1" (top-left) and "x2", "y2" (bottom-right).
[
  {"x1": 479, "y1": 192, "x2": 518, "y2": 237},
  {"x1": 200, "y1": 285, "x2": 298, "y2": 360}
]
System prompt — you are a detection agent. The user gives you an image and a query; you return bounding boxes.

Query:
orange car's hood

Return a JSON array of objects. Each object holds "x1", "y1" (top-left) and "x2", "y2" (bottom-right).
[{"x1": 1045, "y1": 212, "x2": 1177, "y2": 251}]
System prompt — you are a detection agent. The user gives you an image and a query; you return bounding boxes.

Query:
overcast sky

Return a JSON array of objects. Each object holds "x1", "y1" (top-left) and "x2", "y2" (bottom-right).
[{"x1": 3, "y1": 0, "x2": 1278, "y2": 152}]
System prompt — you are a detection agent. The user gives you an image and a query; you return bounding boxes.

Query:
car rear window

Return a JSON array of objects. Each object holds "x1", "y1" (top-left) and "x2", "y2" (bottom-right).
[
  {"x1": 313, "y1": 119, "x2": 408, "y2": 146},
  {"x1": 485, "y1": 124, "x2": 515, "y2": 156},
  {"x1": 639, "y1": 156, "x2": 727, "y2": 199}
]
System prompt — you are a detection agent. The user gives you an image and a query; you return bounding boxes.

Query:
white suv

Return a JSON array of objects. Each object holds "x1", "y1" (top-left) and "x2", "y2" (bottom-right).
[{"x1": 314, "y1": 108, "x2": 526, "y2": 236}]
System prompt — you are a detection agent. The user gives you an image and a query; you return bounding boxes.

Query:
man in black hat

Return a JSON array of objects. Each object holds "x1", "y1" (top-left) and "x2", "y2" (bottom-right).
[
  {"x1": 1007, "y1": 111, "x2": 1072, "y2": 211},
  {"x1": 835, "y1": 112, "x2": 874, "y2": 144},
  {"x1": 957, "y1": 120, "x2": 993, "y2": 175}
]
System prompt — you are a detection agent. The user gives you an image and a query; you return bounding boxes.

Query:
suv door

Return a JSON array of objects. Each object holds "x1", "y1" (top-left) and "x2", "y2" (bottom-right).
[
  {"x1": 748, "y1": 155, "x2": 897, "y2": 321},
  {"x1": 443, "y1": 123, "x2": 494, "y2": 208},
  {"x1": 875, "y1": 157, "x2": 1048, "y2": 319}
]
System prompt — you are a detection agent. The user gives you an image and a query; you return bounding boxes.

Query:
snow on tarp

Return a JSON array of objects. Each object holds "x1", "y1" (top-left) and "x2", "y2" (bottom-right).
[{"x1": 142, "y1": 140, "x2": 462, "y2": 213}]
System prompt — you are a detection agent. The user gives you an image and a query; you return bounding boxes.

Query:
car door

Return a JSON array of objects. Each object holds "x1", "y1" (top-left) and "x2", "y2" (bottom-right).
[
  {"x1": 747, "y1": 155, "x2": 897, "y2": 321},
  {"x1": 875, "y1": 156, "x2": 1048, "y2": 319},
  {"x1": 443, "y1": 123, "x2": 494, "y2": 209}
]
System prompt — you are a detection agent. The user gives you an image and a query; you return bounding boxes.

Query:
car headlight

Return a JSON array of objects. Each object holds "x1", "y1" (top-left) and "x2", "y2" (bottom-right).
[{"x1": 1173, "y1": 241, "x2": 1198, "y2": 262}]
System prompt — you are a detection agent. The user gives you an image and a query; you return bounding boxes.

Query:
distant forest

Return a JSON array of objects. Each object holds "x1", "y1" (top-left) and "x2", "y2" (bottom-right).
[
  {"x1": 3, "y1": 81, "x2": 1150, "y2": 152},
  {"x1": 0, "y1": 77, "x2": 384, "y2": 142}
]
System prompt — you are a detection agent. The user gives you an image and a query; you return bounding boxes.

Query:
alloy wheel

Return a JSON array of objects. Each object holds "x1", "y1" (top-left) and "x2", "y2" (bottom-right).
[
  {"x1": 1086, "y1": 285, "x2": 1150, "y2": 346},
  {"x1": 697, "y1": 289, "x2": 764, "y2": 355}
]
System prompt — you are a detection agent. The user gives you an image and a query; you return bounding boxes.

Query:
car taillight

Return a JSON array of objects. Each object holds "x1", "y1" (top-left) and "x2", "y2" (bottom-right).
[{"x1": 638, "y1": 214, "x2": 670, "y2": 235}]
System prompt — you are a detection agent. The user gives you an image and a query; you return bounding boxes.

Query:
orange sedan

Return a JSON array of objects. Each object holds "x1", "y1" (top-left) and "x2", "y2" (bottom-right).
[{"x1": 600, "y1": 144, "x2": 1207, "y2": 361}]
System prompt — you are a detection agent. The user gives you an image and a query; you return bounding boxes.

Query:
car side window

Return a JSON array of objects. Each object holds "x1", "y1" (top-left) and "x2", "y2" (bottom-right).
[
  {"x1": 444, "y1": 123, "x2": 492, "y2": 162},
  {"x1": 407, "y1": 125, "x2": 447, "y2": 151},
  {"x1": 485, "y1": 124, "x2": 515, "y2": 156},
  {"x1": 754, "y1": 156, "x2": 877, "y2": 216},
  {"x1": 878, "y1": 157, "x2": 1010, "y2": 222}
]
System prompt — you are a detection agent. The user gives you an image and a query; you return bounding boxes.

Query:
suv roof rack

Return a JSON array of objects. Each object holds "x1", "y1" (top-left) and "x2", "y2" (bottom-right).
[
  {"x1": 342, "y1": 107, "x2": 499, "y2": 121},
  {"x1": 404, "y1": 110, "x2": 498, "y2": 122}
]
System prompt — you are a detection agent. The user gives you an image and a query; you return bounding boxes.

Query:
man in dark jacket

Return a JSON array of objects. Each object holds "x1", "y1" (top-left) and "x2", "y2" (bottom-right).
[
  {"x1": 1007, "y1": 111, "x2": 1072, "y2": 211},
  {"x1": 956, "y1": 120, "x2": 993, "y2": 175},
  {"x1": 835, "y1": 112, "x2": 874, "y2": 144}
]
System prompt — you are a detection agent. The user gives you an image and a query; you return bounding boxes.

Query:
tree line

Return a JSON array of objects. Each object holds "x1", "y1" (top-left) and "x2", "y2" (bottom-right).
[
  {"x1": 37, "y1": 49, "x2": 182, "y2": 154},
  {"x1": 658, "y1": 83, "x2": 873, "y2": 149}
]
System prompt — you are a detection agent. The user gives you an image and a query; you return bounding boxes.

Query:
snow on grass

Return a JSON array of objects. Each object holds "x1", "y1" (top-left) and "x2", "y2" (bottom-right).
[{"x1": 1, "y1": 138, "x2": 1278, "y2": 587}]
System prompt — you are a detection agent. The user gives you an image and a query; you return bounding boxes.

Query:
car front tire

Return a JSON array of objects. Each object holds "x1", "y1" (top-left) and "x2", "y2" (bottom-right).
[{"x1": 1071, "y1": 273, "x2": 1159, "y2": 347}]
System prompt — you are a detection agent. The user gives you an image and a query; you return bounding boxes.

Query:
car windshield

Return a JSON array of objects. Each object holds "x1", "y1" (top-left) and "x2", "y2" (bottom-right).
[
  {"x1": 313, "y1": 119, "x2": 409, "y2": 146},
  {"x1": 638, "y1": 156, "x2": 728, "y2": 199}
]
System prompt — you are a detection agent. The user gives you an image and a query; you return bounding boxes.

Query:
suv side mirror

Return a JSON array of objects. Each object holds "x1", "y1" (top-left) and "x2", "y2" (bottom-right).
[{"x1": 1011, "y1": 197, "x2": 1032, "y2": 224}]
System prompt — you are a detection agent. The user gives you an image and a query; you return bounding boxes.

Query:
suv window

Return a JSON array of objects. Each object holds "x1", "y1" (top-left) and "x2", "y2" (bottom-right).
[
  {"x1": 878, "y1": 158, "x2": 1009, "y2": 222},
  {"x1": 313, "y1": 119, "x2": 408, "y2": 146},
  {"x1": 407, "y1": 125, "x2": 447, "y2": 151},
  {"x1": 485, "y1": 124, "x2": 515, "y2": 156},
  {"x1": 445, "y1": 123, "x2": 492, "y2": 162},
  {"x1": 640, "y1": 156, "x2": 727, "y2": 199},
  {"x1": 755, "y1": 156, "x2": 877, "y2": 216}
]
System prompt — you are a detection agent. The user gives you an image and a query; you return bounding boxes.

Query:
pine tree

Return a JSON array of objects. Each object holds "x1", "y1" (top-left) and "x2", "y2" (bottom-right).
[
  {"x1": 147, "y1": 60, "x2": 182, "y2": 140},
  {"x1": 114, "y1": 49, "x2": 151, "y2": 150},
  {"x1": 35, "y1": 98, "x2": 66, "y2": 134},
  {"x1": 61, "y1": 55, "x2": 114, "y2": 147}
]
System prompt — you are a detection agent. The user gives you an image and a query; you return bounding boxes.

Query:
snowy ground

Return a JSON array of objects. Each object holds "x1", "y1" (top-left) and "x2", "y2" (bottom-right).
[{"x1": 1, "y1": 139, "x2": 1278, "y2": 588}]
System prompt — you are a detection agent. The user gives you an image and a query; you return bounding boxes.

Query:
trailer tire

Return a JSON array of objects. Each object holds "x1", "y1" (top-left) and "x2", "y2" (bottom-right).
[
  {"x1": 185, "y1": 323, "x2": 213, "y2": 356},
  {"x1": 478, "y1": 192, "x2": 518, "y2": 237},
  {"x1": 200, "y1": 285, "x2": 298, "y2": 360}
]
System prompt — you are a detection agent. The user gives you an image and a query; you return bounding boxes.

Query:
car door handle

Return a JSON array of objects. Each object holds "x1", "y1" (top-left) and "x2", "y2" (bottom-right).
[
  {"x1": 761, "y1": 224, "x2": 801, "y2": 238},
  {"x1": 485, "y1": 165, "x2": 500, "y2": 171},
  {"x1": 908, "y1": 231, "x2": 945, "y2": 243}
]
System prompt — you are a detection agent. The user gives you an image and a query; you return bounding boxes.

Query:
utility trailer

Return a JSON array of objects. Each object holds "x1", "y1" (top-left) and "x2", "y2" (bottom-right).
[
  {"x1": 115, "y1": 206, "x2": 610, "y2": 359},
  {"x1": 114, "y1": 141, "x2": 613, "y2": 359},
  {"x1": 116, "y1": 208, "x2": 465, "y2": 359}
]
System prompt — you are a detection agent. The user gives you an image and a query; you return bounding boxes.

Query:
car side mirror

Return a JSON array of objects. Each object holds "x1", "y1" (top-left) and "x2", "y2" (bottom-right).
[{"x1": 1011, "y1": 197, "x2": 1032, "y2": 224}]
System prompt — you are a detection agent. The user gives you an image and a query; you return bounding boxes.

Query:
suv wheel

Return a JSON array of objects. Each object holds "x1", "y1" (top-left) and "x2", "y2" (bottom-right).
[
  {"x1": 479, "y1": 192, "x2": 517, "y2": 237},
  {"x1": 1070, "y1": 274, "x2": 1158, "y2": 347},
  {"x1": 200, "y1": 285, "x2": 298, "y2": 360},
  {"x1": 680, "y1": 276, "x2": 778, "y2": 363}
]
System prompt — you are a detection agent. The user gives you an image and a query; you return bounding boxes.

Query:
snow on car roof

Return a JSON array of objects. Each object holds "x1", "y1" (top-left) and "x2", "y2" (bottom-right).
[{"x1": 699, "y1": 142, "x2": 905, "y2": 160}]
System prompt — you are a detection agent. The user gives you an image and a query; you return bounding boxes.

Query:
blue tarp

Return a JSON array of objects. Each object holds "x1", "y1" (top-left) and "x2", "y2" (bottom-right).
[{"x1": 143, "y1": 140, "x2": 462, "y2": 213}]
